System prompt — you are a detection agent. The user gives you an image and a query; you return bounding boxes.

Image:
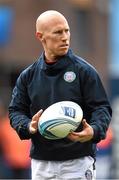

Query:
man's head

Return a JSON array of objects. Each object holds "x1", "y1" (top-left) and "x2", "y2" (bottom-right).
[{"x1": 36, "y1": 10, "x2": 70, "y2": 61}]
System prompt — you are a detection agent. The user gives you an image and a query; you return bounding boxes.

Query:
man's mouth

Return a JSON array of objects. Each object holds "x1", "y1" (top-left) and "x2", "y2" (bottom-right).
[{"x1": 60, "y1": 44, "x2": 69, "y2": 48}]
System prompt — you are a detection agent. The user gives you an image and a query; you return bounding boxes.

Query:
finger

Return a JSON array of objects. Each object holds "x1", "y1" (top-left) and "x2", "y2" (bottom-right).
[
  {"x1": 82, "y1": 119, "x2": 87, "y2": 126},
  {"x1": 68, "y1": 133, "x2": 89, "y2": 142},
  {"x1": 29, "y1": 121, "x2": 38, "y2": 134},
  {"x1": 29, "y1": 126, "x2": 37, "y2": 134},
  {"x1": 31, "y1": 120, "x2": 38, "y2": 127},
  {"x1": 82, "y1": 119, "x2": 90, "y2": 128},
  {"x1": 69, "y1": 131, "x2": 85, "y2": 137},
  {"x1": 32, "y1": 109, "x2": 43, "y2": 121},
  {"x1": 36, "y1": 109, "x2": 43, "y2": 117},
  {"x1": 68, "y1": 134, "x2": 84, "y2": 142}
]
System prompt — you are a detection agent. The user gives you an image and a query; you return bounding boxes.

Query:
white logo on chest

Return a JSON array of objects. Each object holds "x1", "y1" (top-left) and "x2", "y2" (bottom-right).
[{"x1": 64, "y1": 71, "x2": 76, "y2": 82}]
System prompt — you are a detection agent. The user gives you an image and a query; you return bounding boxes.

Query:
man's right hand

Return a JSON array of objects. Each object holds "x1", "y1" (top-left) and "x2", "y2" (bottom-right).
[{"x1": 29, "y1": 109, "x2": 43, "y2": 134}]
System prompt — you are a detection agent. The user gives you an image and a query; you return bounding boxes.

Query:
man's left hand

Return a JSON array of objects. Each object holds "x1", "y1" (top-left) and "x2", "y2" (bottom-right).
[{"x1": 67, "y1": 119, "x2": 94, "y2": 142}]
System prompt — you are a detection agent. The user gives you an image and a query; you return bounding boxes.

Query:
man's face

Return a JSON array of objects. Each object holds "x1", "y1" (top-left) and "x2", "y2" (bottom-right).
[{"x1": 41, "y1": 17, "x2": 70, "y2": 60}]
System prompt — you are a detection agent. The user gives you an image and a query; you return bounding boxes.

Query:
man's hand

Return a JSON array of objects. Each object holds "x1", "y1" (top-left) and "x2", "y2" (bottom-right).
[
  {"x1": 67, "y1": 119, "x2": 94, "y2": 142},
  {"x1": 29, "y1": 109, "x2": 43, "y2": 134}
]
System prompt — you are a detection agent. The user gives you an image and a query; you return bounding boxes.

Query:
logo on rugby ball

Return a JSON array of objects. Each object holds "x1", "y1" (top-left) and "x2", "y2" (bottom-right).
[{"x1": 61, "y1": 106, "x2": 76, "y2": 118}]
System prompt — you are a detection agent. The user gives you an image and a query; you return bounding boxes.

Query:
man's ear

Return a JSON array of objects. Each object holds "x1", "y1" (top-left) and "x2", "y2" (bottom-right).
[{"x1": 36, "y1": 32, "x2": 43, "y2": 41}]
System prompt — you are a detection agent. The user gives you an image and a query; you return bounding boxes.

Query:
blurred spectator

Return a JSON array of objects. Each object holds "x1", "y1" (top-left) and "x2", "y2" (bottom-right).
[
  {"x1": 0, "y1": 101, "x2": 6, "y2": 179},
  {"x1": 0, "y1": 6, "x2": 13, "y2": 47},
  {"x1": 96, "y1": 126, "x2": 113, "y2": 179},
  {"x1": 0, "y1": 101, "x2": 31, "y2": 179}
]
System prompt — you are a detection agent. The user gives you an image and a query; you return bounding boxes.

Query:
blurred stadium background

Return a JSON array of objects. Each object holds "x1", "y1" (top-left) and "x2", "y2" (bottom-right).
[{"x1": 0, "y1": 0, "x2": 118, "y2": 179}]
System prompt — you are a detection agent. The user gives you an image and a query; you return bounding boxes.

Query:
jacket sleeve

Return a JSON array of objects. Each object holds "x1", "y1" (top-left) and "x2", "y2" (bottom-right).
[
  {"x1": 81, "y1": 66, "x2": 112, "y2": 143},
  {"x1": 9, "y1": 70, "x2": 32, "y2": 140}
]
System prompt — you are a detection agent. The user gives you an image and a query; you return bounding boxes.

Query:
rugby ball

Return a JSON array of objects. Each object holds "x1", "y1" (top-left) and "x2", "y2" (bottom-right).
[{"x1": 38, "y1": 101, "x2": 83, "y2": 140}]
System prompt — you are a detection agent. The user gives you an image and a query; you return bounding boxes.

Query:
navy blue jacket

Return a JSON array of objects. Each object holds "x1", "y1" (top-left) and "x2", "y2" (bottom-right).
[{"x1": 9, "y1": 49, "x2": 112, "y2": 160}]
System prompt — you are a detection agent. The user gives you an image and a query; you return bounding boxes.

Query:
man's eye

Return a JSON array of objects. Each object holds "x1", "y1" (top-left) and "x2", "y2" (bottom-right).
[
  {"x1": 54, "y1": 30, "x2": 62, "y2": 34},
  {"x1": 65, "y1": 29, "x2": 69, "y2": 33}
]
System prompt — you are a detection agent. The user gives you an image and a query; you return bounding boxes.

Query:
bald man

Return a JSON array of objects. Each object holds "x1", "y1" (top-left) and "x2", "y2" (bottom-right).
[
  {"x1": 36, "y1": 10, "x2": 70, "y2": 62},
  {"x1": 9, "y1": 10, "x2": 112, "y2": 180}
]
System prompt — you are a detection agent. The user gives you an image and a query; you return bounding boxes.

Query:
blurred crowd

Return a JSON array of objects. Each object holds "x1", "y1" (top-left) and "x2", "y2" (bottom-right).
[{"x1": 0, "y1": 101, "x2": 31, "y2": 179}]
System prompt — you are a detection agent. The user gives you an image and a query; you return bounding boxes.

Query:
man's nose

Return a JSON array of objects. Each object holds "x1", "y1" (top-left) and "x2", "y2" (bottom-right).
[{"x1": 62, "y1": 32, "x2": 68, "y2": 41}]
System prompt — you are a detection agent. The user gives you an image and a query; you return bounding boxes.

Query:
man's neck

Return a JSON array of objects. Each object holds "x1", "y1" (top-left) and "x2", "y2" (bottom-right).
[
  {"x1": 44, "y1": 54, "x2": 57, "y2": 64},
  {"x1": 45, "y1": 58, "x2": 57, "y2": 64}
]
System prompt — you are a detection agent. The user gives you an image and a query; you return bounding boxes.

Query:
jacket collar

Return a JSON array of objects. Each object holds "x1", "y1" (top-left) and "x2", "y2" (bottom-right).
[{"x1": 39, "y1": 49, "x2": 73, "y2": 71}]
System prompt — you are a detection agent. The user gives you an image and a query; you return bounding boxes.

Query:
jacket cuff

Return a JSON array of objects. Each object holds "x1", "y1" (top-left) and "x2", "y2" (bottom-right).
[
  {"x1": 17, "y1": 122, "x2": 32, "y2": 140},
  {"x1": 91, "y1": 125, "x2": 100, "y2": 143}
]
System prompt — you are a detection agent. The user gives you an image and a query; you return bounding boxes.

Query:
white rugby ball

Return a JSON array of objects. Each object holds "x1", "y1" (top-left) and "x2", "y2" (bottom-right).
[{"x1": 38, "y1": 101, "x2": 83, "y2": 140}]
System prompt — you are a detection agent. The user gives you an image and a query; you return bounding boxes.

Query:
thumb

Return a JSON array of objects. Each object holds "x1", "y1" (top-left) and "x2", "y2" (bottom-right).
[
  {"x1": 36, "y1": 109, "x2": 43, "y2": 122},
  {"x1": 82, "y1": 119, "x2": 89, "y2": 128},
  {"x1": 37, "y1": 109, "x2": 43, "y2": 118},
  {"x1": 32, "y1": 109, "x2": 43, "y2": 122}
]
